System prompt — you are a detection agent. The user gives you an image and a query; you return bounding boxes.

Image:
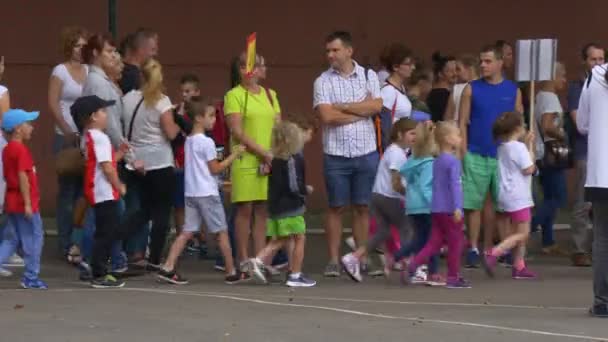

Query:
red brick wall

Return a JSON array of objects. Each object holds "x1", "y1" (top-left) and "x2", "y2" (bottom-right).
[{"x1": 0, "y1": 1, "x2": 605, "y2": 214}]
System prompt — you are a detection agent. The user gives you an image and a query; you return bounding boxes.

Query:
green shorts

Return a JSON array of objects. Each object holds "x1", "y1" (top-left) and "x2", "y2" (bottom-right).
[
  {"x1": 267, "y1": 216, "x2": 306, "y2": 238},
  {"x1": 462, "y1": 152, "x2": 499, "y2": 210}
]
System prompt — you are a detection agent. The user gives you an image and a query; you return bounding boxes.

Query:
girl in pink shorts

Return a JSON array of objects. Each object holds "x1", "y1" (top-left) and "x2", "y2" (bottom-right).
[{"x1": 484, "y1": 112, "x2": 537, "y2": 279}]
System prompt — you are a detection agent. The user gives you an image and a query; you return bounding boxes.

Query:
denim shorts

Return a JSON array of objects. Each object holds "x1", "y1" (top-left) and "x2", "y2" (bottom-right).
[{"x1": 323, "y1": 151, "x2": 379, "y2": 208}]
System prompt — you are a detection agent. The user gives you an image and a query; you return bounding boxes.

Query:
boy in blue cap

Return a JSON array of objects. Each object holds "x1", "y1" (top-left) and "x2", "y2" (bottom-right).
[{"x1": 0, "y1": 108, "x2": 47, "y2": 289}]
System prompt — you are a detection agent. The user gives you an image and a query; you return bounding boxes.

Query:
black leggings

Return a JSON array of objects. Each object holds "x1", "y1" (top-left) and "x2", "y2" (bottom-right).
[{"x1": 120, "y1": 167, "x2": 175, "y2": 265}]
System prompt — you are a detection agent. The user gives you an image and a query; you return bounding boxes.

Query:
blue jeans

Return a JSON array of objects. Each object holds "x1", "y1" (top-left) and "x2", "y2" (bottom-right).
[
  {"x1": 394, "y1": 214, "x2": 438, "y2": 274},
  {"x1": 532, "y1": 166, "x2": 567, "y2": 247},
  {"x1": 122, "y1": 170, "x2": 150, "y2": 256},
  {"x1": 323, "y1": 151, "x2": 379, "y2": 208},
  {"x1": 53, "y1": 134, "x2": 82, "y2": 254},
  {"x1": 0, "y1": 213, "x2": 43, "y2": 280}
]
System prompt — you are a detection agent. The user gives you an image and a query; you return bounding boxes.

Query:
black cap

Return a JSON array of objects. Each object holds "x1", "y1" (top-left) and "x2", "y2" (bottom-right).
[{"x1": 70, "y1": 95, "x2": 116, "y2": 132}]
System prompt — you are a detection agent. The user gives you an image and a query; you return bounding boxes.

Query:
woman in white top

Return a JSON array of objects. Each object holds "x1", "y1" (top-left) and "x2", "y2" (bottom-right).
[
  {"x1": 444, "y1": 54, "x2": 479, "y2": 122},
  {"x1": 47, "y1": 26, "x2": 88, "y2": 256},
  {"x1": 531, "y1": 62, "x2": 568, "y2": 255},
  {"x1": 121, "y1": 59, "x2": 180, "y2": 268},
  {"x1": 376, "y1": 43, "x2": 414, "y2": 153},
  {"x1": 576, "y1": 62, "x2": 608, "y2": 317}
]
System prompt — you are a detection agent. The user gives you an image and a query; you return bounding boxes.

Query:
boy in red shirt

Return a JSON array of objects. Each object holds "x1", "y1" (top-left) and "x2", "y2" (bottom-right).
[
  {"x1": 0, "y1": 109, "x2": 47, "y2": 289},
  {"x1": 71, "y1": 95, "x2": 128, "y2": 288}
]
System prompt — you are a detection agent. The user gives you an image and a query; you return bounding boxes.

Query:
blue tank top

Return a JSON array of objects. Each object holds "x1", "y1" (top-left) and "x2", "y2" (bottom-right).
[{"x1": 468, "y1": 79, "x2": 518, "y2": 157}]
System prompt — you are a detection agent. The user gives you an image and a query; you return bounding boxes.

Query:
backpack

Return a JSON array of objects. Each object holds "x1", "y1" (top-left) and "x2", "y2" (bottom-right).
[{"x1": 363, "y1": 67, "x2": 394, "y2": 157}]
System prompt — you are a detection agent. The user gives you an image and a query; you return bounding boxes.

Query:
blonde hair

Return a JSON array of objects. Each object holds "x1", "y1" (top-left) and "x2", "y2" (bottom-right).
[
  {"x1": 434, "y1": 121, "x2": 460, "y2": 146},
  {"x1": 141, "y1": 58, "x2": 164, "y2": 107},
  {"x1": 412, "y1": 122, "x2": 438, "y2": 158},
  {"x1": 272, "y1": 121, "x2": 304, "y2": 160}
]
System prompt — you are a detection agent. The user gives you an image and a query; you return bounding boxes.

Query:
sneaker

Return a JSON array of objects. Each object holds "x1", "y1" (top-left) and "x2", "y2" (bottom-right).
[
  {"x1": 323, "y1": 262, "x2": 340, "y2": 277},
  {"x1": 129, "y1": 258, "x2": 147, "y2": 269},
  {"x1": 145, "y1": 263, "x2": 162, "y2": 272},
  {"x1": 465, "y1": 249, "x2": 480, "y2": 268},
  {"x1": 589, "y1": 304, "x2": 608, "y2": 318},
  {"x1": 410, "y1": 272, "x2": 427, "y2": 285},
  {"x1": 446, "y1": 277, "x2": 471, "y2": 289},
  {"x1": 482, "y1": 254, "x2": 498, "y2": 278},
  {"x1": 225, "y1": 272, "x2": 251, "y2": 285},
  {"x1": 20, "y1": 278, "x2": 48, "y2": 290},
  {"x1": 91, "y1": 274, "x2": 125, "y2": 289},
  {"x1": 186, "y1": 241, "x2": 201, "y2": 254},
  {"x1": 249, "y1": 258, "x2": 267, "y2": 284},
  {"x1": 157, "y1": 269, "x2": 189, "y2": 285},
  {"x1": 0, "y1": 267, "x2": 13, "y2": 277},
  {"x1": 572, "y1": 253, "x2": 592, "y2": 267},
  {"x1": 512, "y1": 267, "x2": 537, "y2": 280},
  {"x1": 426, "y1": 274, "x2": 447, "y2": 287},
  {"x1": 4, "y1": 254, "x2": 25, "y2": 267},
  {"x1": 77, "y1": 261, "x2": 93, "y2": 282},
  {"x1": 112, "y1": 264, "x2": 128, "y2": 274},
  {"x1": 271, "y1": 262, "x2": 289, "y2": 271},
  {"x1": 368, "y1": 268, "x2": 385, "y2": 277},
  {"x1": 286, "y1": 274, "x2": 316, "y2": 287},
  {"x1": 340, "y1": 253, "x2": 362, "y2": 282},
  {"x1": 214, "y1": 263, "x2": 226, "y2": 272}
]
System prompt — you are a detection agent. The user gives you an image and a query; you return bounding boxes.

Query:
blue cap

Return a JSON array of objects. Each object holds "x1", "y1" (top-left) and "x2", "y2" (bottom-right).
[
  {"x1": 2, "y1": 109, "x2": 40, "y2": 131},
  {"x1": 411, "y1": 111, "x2": 431, "y2": 122}
]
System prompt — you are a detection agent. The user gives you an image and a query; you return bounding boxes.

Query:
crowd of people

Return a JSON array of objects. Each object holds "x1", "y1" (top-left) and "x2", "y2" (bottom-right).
[{"x1": 0, "y1": 27, "x2": 607, "y2": 317}]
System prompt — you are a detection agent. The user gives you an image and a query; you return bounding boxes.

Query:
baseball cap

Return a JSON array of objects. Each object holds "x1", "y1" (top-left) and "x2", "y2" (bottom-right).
[
  {"x1": 70, "y1": 95, "x2": 116, "y2": 131},
  {"x1": 1, "y1": 109, "x2": 40, "y2": 131}
]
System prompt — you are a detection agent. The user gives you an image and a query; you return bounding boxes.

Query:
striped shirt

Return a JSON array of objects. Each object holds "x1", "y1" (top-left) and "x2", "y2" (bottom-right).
[{"x1": 313, "y1": 62, "x2": 381, "y2": 157}]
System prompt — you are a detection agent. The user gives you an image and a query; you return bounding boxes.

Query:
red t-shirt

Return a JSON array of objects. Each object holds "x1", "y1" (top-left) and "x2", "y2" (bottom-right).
[{"x1": 3, "y1": 141, "x2": 40, "y2": 213}]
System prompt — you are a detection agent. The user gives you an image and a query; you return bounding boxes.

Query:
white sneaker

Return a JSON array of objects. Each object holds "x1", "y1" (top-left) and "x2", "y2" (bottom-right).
[
  {"x1": 341, "y1": 253, "x2": 362, "y2": 282},
  {"x1": 4, "y1": 254, "x2": 24, "y2": 267},
  {"x1": 0, "y1": 267, "x2": 12, "y2": 277},
  {"x1": 249, "y1": 258, "x2": 267, "y2": 284},
  {"x1": 410, "y1": 266, "x2": 428, "y2": 284}
]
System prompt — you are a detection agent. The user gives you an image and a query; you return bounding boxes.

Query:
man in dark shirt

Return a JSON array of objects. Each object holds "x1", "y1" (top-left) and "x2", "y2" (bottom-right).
[
  {"x1": 569, "y1": 43, "x2": 605, "y2": 267},
  {"x1": 119, "y1": 28, "x2": 159, "y2": 94}
]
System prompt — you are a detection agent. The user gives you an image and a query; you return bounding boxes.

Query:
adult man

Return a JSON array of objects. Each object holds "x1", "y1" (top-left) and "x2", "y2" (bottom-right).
[
  {"x1": 459, "y1": 44, "x2": 523, "y2": 267},
  {"x1": 313, "y1": 31, "x2": 382, "y2": 276},
  {"x1": 569, "y1": 43, "x2": 605, "y2": 267},
  {"x1": 119, "y1": 28, "x2": 158, "y2": 94}
]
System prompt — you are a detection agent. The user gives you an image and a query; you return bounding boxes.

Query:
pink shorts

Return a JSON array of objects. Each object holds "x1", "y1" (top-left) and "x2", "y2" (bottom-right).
[{"x1": 506, "y1": 207, "x2": 532, "y2": 223}]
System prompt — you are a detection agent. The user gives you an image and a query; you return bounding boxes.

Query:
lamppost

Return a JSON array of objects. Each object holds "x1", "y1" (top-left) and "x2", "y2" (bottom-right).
[{"x1": 108, "y1": 0, "x2": 117, "y2": 39}]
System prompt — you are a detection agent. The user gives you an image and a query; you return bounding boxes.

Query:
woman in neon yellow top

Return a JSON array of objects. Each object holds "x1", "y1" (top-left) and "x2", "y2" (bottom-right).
[{"x1": 224, "y1": 54, "x2": 280, "y2": 268}]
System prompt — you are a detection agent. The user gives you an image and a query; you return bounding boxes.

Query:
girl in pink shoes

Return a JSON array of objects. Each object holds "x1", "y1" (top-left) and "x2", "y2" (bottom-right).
[{"x1": 483, "y1": 112, "x2": 537, "y2": 279}]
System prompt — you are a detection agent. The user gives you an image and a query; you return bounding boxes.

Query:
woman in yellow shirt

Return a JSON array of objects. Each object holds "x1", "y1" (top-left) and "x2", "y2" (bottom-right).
[{"x1": 224, "y1": 54, "x2": 280, "y2": 272}]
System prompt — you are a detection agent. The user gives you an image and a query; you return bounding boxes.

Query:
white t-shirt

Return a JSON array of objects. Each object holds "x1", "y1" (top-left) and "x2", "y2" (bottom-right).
[
  {"x1": 83, "y1": 129, "x2": 118, "y2": 204},
  {"x1": 497, "y1": 140, "x2": 534, "y2": 212},
  {"x1": 122, "y1": 90, "x2": 174, "y2": 171},
  {"x1": 184, "y1": 133, "x2": 219, "y2": 197},
  {"x1": 51, "y1": 64, "x2": 88, "y2": 134},
  {"x1": 377, "y1": 69, "x2": 390, "y2": 85},
  {"x1": 372, "y1": 143, "x2": 408, "y2": 199},
  {"x1": 380, "y1": 83, "x2": 412, "y2": 122},
  {"x1": 534, "y1": 90, "x2": 563, "y2": 160},
  {"x1": 452, "y1": 83, "x2": 467, "y2": 121}
]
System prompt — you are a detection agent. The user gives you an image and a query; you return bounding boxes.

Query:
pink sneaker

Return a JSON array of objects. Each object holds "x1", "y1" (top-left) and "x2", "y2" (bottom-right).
[{"x1": 512, "y1": 267, "x2": 537, "y2": 280}]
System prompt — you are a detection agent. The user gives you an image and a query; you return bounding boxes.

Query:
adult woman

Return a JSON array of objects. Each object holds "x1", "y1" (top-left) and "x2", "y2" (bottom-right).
[
  {"x1": 48, "y1": 26, "x2": 89, "y2": 256},
  {"x1": 576, "y1": 62, "x2": 608, "y2": 317},
  {"x1": 427, "y1": 52, "x2": 457, "y2": 122},
  {"x1": 406, "y1": 67, "x2": 433, "y2": 113},
  {"x1": 531, "y1": 62, "x2": 569, "y2": 255},
  {"x1": 225, "y1": 53, "x2": 280, "y2": 274},
  {"x1": 82, "y1": 34, "x2": 123, "y2": 147},
  {"x1": 121, "y1": 58, "x2": 179, "y2": 269},
  {"x1": 444, "y1": 54, "x2": 479, "y2": 122}
]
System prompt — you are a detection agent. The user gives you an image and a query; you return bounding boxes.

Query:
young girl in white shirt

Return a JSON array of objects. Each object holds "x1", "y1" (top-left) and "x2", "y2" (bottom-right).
[{"x1": 484, "y1": 112, "x2": 537, "y2": 280}]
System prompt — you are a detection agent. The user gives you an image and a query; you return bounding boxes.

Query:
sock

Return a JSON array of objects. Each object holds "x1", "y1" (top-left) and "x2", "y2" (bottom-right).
[
  {"x1": 255, "y1": 257, "x2": 264, "y2": 265},
  {"x1": 490, "y1": 247, "x2": 504, "y2": 257},
  {"x1": 513, "y1": 258, "x2": 526, "y2": 271},
  {"x1": 289, "y1": 272, "x2": 301, "y2": 279},
  {"x1": 471, "y1": 247, "x2": 479, "y2": 254}
]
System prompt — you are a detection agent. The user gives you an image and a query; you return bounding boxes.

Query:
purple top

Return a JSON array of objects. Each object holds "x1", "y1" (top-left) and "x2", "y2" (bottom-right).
[{"x1": 431, "y1": 152, "x2": 463, "y2": 213}]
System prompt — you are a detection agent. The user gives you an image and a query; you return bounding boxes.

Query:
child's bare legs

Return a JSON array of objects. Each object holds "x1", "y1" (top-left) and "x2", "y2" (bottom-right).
[
  {"x1": 216, "y1": 231, "x2": 235, "y2": 275},
  {"x1": 257, "y1": 238, "x2": 287, "y2": 263},
  {"x1": 252, "y1": 202, "x2": 268, "y2": 256},
  {"x1": 492, "y1": 222, "x2": 530, "y2": 256},
  {"x1": 174, "y1": 207, "x2": 185, "y2": 234},
  {"x1": 163, "y1": 231, "x2": 194, "y2": 271},
  {"x1": 290, "y1": 234, "x2": 305, "y2": 274}
]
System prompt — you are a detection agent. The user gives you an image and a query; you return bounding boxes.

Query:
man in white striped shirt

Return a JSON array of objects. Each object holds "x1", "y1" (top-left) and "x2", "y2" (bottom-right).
[{"x1": 313, "y1": 31, "x2": 382, "y2": 277}]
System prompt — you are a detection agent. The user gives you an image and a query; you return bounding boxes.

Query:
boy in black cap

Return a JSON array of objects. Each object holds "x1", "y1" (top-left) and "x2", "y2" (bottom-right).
[{"x1": 71, "y1": 95, "x2": 129, "y2": 288}]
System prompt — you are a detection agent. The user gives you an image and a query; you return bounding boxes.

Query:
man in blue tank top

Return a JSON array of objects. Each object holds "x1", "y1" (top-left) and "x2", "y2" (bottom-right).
[{"x1": 458, "y1": 44, "x2": 523, "y2": 268}]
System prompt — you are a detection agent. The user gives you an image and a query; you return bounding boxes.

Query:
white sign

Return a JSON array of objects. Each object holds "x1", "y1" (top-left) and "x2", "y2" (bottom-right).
[{"x1": 515, "y1": 39, "x2": 558, "y2": 82}]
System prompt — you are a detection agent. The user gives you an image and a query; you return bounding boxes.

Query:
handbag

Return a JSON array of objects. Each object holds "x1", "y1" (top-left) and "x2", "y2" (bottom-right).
[
  {"x1": 55, "y1": 145, "x2": 84, "y2": 176},
  {"x1": 537, "y1": 119, "x2": 573, "y2": 169}
]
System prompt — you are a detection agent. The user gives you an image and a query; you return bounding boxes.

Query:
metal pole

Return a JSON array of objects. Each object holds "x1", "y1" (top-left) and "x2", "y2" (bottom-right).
[{"x1": 108, "y1": 0, "x2": 117, "y2": 39}]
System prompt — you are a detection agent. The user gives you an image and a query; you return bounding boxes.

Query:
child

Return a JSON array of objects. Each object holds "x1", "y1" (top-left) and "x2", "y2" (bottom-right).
[
  {"x1": 341, "y1": 118, "x2": 417, "y2": 282},
  {"x1": 157, "y1": 97, "x2": 244, "y2": 285},
  {"x1": 405, "y1": 121, "x2": 470, "y2": 288},
  {"x1": 0, "y1": 109, "x2": 47, "y2": 289},
  {"x1": 249, "y1": 120, "x2": 316, "y2": 287},
  {"x1": 395, "y1": 121, "x2": 443, "y2": 286},
  {"x1": 71, "y1": 95, "x2": 129, "y2": 288},
  {"x1": 172, "y1": 74, "x2": 201, "y2": 245},
  {"x1": 483, "y1": 112, "x2": 537, "y2": 279}
]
